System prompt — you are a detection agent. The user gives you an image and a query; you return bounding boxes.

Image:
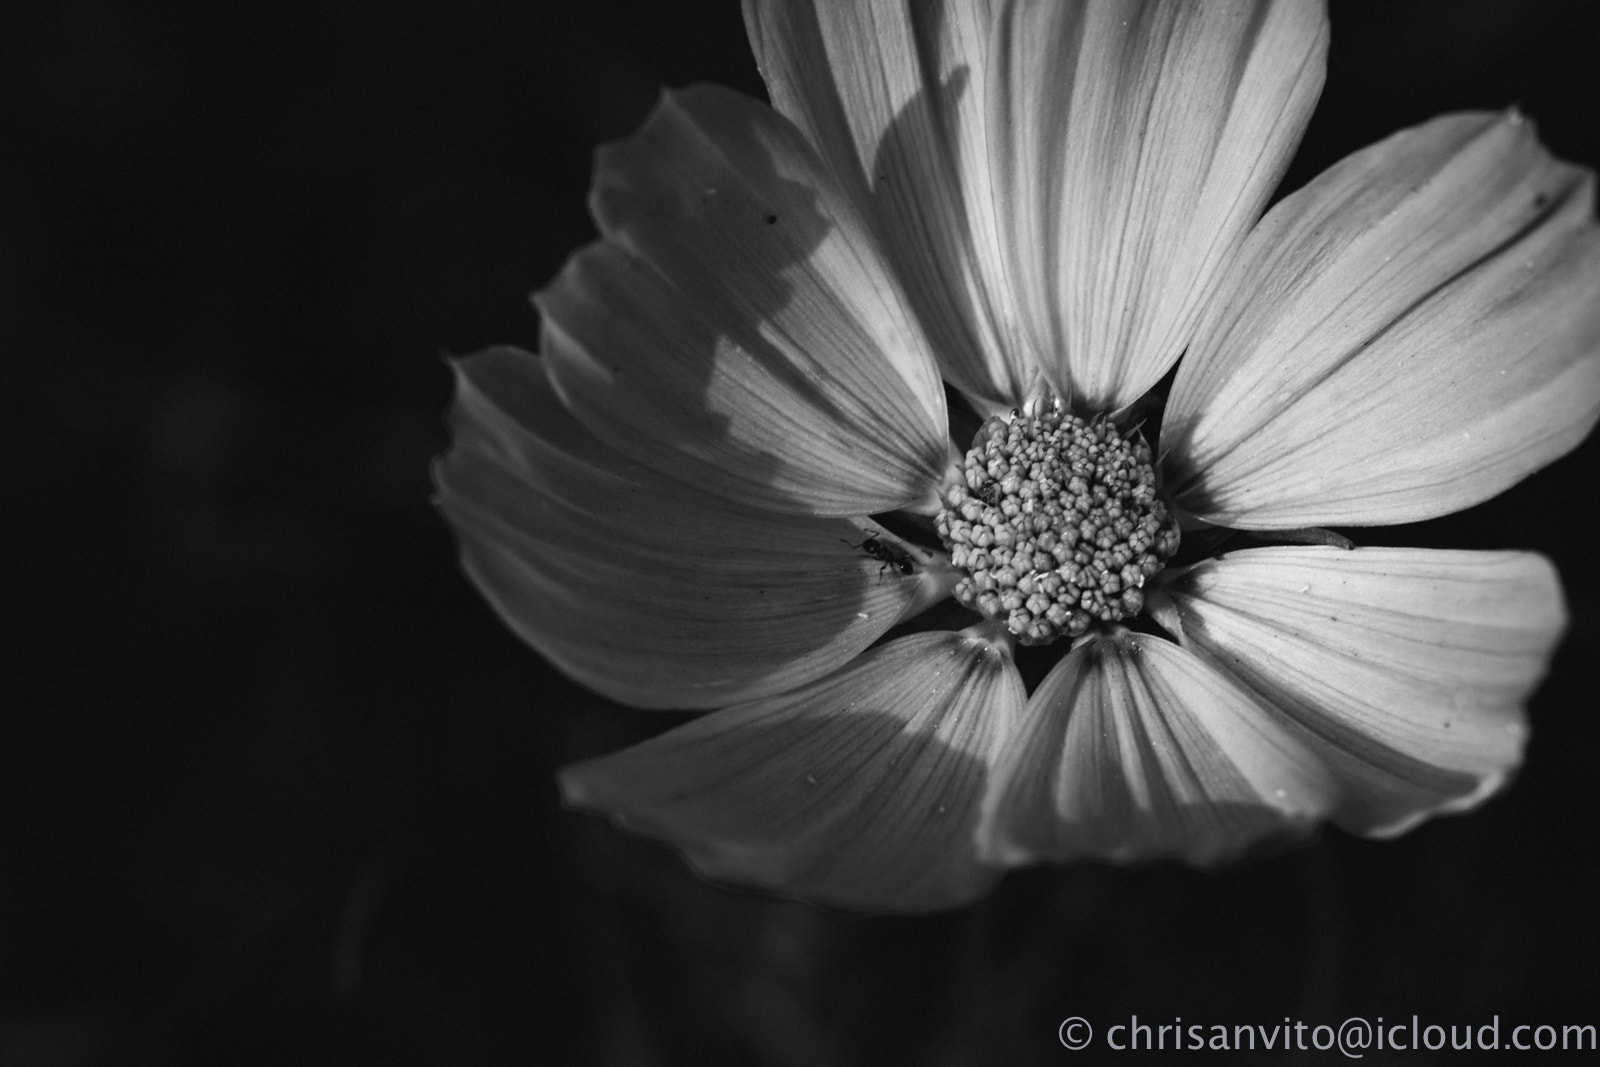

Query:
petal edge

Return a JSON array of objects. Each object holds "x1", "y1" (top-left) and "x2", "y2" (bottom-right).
[
  {"x1": 540, "y1": 85, "x2": 949, "y2": 517},
  {"x1": 561, "y1": 632, "x2": 1027, "y2": 912},
  {"x1": 1167, "y1": 111, "x2": 1600, "y2": 528},
  {"x1": 1160, "y1": 545, "x2": 1562, "y2": 835}
]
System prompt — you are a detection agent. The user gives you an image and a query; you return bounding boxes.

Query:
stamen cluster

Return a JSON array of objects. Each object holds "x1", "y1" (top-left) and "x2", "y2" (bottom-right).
[{"x1": 936, "y1": 407, "x2": 1180, "y2": 645}]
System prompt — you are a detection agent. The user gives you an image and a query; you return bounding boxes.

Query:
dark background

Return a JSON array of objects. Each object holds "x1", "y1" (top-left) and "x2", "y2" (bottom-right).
[{"x1": 6, "y1": 1, "x2": 1598, "y2": 1064}]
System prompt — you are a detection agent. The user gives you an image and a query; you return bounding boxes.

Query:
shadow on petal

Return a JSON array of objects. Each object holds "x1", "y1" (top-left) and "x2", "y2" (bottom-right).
[
  {"x1": 436, "y1": 346, "x2": 928, "y2": 710},
  {"x1": 538, "y1": 85, "x2": 948, "y2": 517},
  {"x1": 559, "y1": 632, "x2": 1026, "y2": 913},
  {"x1": 745, "y1": 0, "x2": 1036, "y2": 410},
  {"x1": 981, "y1": 631, "x2": 1336, "y2": 868}
]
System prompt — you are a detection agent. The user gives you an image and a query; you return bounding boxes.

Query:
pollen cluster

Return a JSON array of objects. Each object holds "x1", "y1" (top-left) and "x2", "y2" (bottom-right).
[{"x1": 936, "y1": 407, "x2": 1180, "y2": 645}]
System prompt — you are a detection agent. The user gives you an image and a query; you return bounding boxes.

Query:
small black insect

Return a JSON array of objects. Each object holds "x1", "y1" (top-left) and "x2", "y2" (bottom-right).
[{"x1": 842, "y1": 535, "x2": 915, "y2": 578}]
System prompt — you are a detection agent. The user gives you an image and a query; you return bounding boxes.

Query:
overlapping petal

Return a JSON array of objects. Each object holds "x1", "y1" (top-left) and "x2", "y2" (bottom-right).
[
  {"x1": 436, "y1": 347, "x2": 926, "y2": 710},
  {"x1": 743, "y1": 0, "x2": 1034, "y2": 406},
  {"x1": 560, "y1": 631, "x2": 1027, "y2": 912},
  {"x1": 981, "y1": 631, "x2": 1336, "y2": 866},
  {"x1": 1160, "y1": 546, "x2": 1562, "y2": 835},
  {"x1": 538, "y1": 84, "x2": 948, "y2": 517},
  {"x1": 1164, "y1": 111, "x2": 1600, "y2": 528},
  {"x1": 988, "y1": 0, "x2": 1328, "y2": 411},
  {"x1": 433, "y1": 1, "x2": 1593, "y2": 914}
]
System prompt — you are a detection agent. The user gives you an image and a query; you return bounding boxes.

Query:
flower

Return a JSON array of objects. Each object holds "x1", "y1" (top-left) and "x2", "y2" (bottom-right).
[{"x1": 435, "y1": 0, "x2": 1600, "y2": 912}]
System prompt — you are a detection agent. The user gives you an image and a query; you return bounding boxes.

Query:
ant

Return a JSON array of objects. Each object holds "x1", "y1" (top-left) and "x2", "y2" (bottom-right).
[{"x1": 842, "y1": 534, "x2": 915, "y2": 578}]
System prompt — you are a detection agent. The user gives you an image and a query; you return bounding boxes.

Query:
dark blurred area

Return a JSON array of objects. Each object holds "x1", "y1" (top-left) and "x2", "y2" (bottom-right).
[{"x1": 4, "y1": 1, "x2": 1597, "y2": 1063}]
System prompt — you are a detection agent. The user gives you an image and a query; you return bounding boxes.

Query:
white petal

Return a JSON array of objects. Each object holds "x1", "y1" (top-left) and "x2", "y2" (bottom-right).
[
  {"x1": 1159, "y1": 546, "x2": 1563, "y2": 835},
  {"x1": 436, "y1": 347, "x2": 926, "y2": 710},
  {"x1": 988, "y1": 0, "x2": 1327, "y2": 411},
  {"x1": 1165, "y1": 111, "x2": 1600, "y2": 528},
  {"x1": 539, "y1": 85, "x2": 948, "y2": 518},
  {"x1": 744, "y1": 0, "x2": 1036, "y2": 406},
  {"x1": 560, "y1": 631, "x2": 1027, "y2": 912},
  {"x1": 981, "y1": 630, "x2": 1335, "y2": 867}
]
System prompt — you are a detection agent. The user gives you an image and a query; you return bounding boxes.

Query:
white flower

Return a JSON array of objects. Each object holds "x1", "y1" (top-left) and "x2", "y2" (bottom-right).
[{"x1": 435, "y1": 0, "x2": 1600, "y2": 912}]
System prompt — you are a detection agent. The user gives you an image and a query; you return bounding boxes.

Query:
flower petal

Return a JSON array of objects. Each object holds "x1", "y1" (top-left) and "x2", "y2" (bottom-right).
[
  {"x1": 560, "y1": 631, "x2": 1027, "y2": 912},
  {"x1": 988, "y1": 0, "x2": 1327, "y2": 411},
  {"x1": 743, "y1": 0, "x2": 1036, "y2": 406},
  {"x1": 538, "y1": 84, "x2": 948, "y2": 517},
  {"x1": 1165, "y1": 111, "x2": 1600, "y2": 528},
  {"x1": 981, "y1": 630, "x2": 1336, "y2": 867},
  {"x1": 1159, "y1": 546, "x2": 1562, "y2": 835},
  {"x1": 436, "y1": 347, "x2": 926, "y2": 710}
]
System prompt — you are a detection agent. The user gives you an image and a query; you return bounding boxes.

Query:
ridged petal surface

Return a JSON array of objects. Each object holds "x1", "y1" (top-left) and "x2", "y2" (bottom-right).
[
  {"x1": 744, "y1": 0, "x2": 1034, "y2": 406},
  {"x1": 539, "y1": 85, "x2": 948, "y2": 517},
  {"x1": 988, "y1": 0, "x2": 1327, "y2": 411},
  {"x1": 1165, "y1": 111, "x2": 1600, "y2": 527},
  {"x1": 436, "y1": 347, "x2": 923, "y2": 710},
  {"x1": 1160, "y1": 546, "x2": 1563, "y2": 835},
  {"x1": 560, "y1": 632, "x2": 1026, "y2": 912},
  {"x1": 981, "y1": 630, "x2": 1335, "y2": 866}
]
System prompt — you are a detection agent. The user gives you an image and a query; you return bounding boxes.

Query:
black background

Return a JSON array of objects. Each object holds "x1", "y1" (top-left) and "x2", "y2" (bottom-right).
[{"x1": 6, "y1": 1, "x2": 1598, "y2": 1063}]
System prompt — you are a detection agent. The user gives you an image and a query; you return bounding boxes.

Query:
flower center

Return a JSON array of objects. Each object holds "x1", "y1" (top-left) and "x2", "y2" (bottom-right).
[{"x1": 935, "y1": 406, "x2": 1180, "y2": 645}]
